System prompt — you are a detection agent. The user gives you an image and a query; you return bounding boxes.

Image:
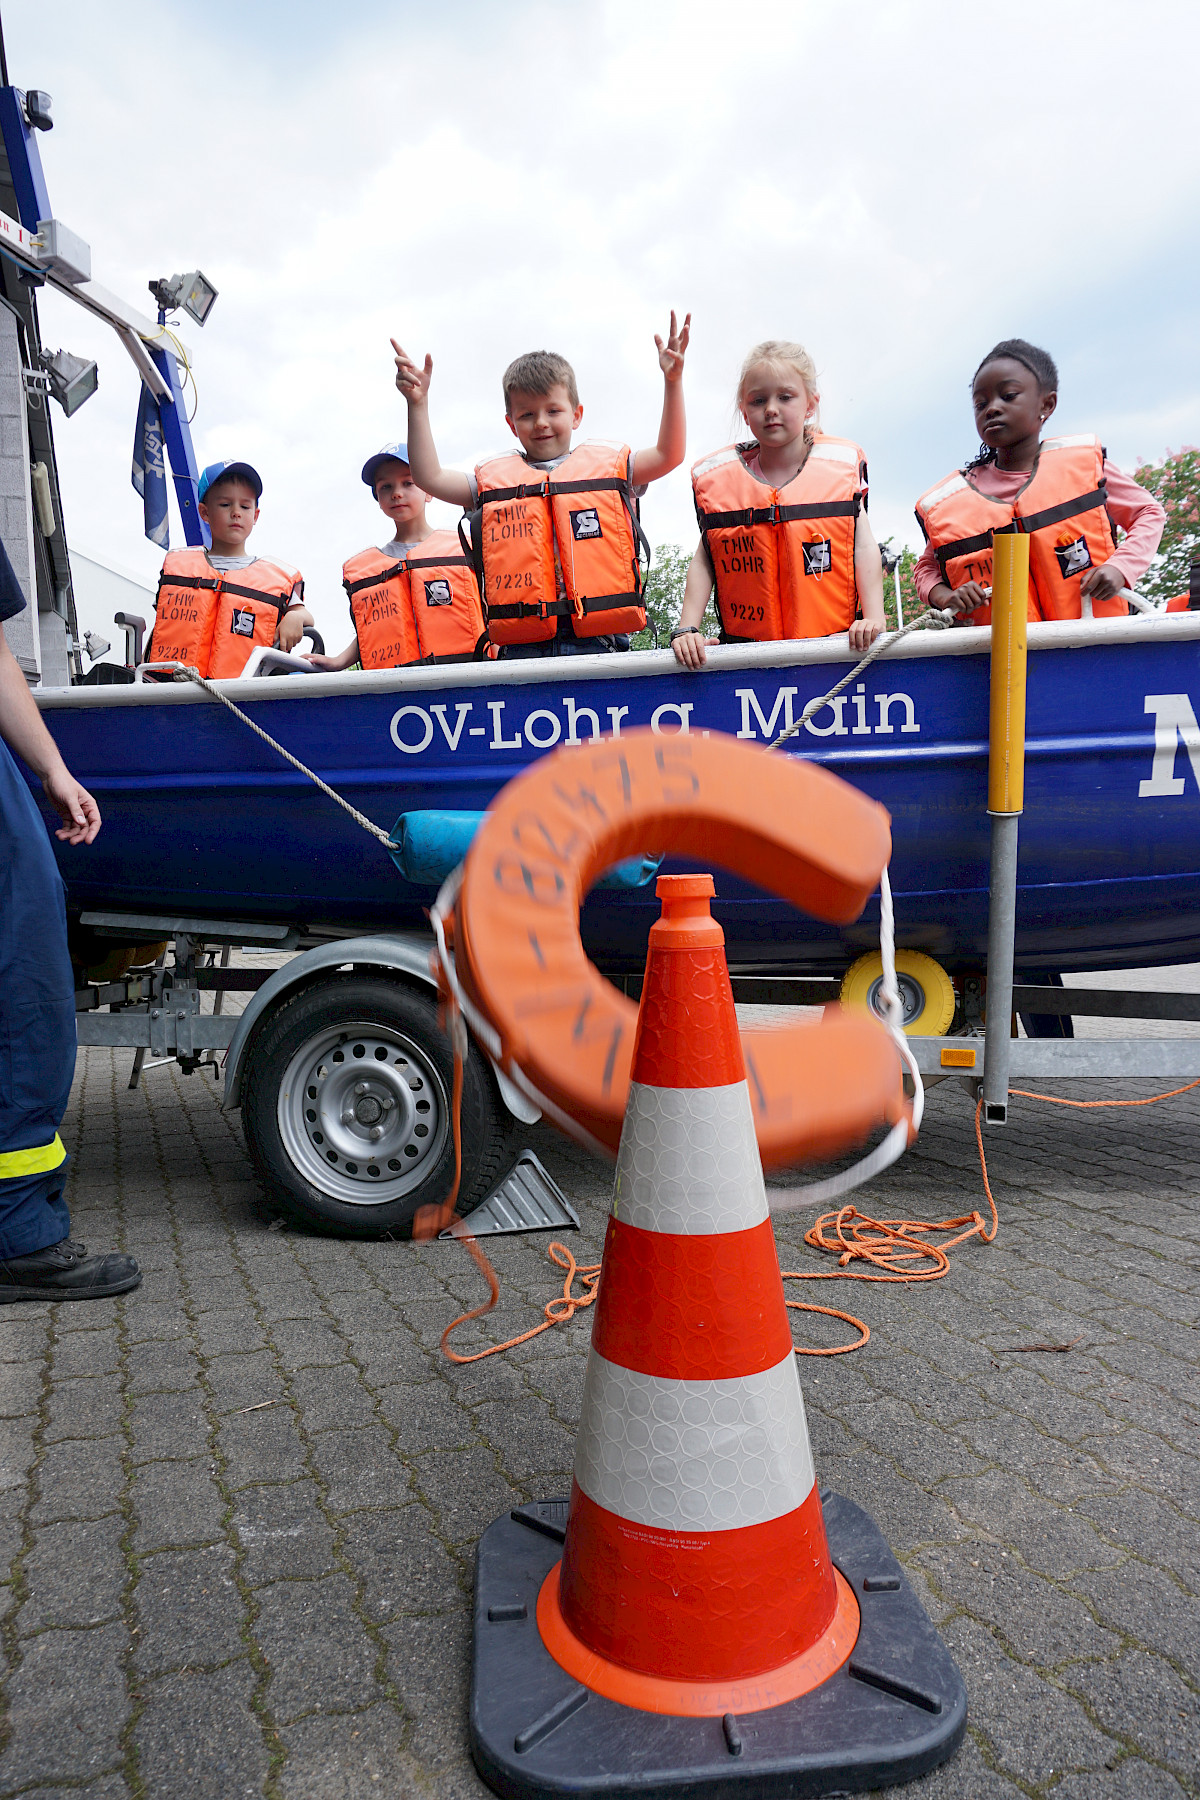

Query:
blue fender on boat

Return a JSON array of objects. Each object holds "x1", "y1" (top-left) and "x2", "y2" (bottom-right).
[{"x1": 388, "y1": 811, "x2": 662, "y2": 891}]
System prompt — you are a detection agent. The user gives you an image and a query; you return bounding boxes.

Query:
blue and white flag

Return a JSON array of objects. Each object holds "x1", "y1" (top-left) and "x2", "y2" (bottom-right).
[{"x1": 131, "y1": 383, "x2": 169, "y2": 548}]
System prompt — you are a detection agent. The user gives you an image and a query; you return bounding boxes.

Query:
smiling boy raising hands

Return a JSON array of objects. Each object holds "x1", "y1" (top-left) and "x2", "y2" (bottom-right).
[{"x1": 391, "y1": 315, "x2": 690, "y2": 656}]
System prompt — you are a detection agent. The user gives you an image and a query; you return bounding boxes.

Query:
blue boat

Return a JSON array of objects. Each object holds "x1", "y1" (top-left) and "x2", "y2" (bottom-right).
[{"x1": 34, "y1": 611, "x2": 1200, "y2": 977}]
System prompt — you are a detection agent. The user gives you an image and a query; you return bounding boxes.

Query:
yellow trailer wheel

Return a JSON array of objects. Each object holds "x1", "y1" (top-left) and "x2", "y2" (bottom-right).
[{"x1": 839, "y1": 950, "x2": 956, "y2": 1037}]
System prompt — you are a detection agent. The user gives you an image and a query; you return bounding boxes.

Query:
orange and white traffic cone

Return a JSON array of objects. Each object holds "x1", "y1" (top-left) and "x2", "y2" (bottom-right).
[{"x1": 470, "y1": 875, "x2": 965, "y2": 1798}]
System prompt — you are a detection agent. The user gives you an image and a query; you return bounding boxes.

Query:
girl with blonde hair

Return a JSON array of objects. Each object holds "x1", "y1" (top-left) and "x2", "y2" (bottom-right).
[{"x1": 671, "y1": 339, "x2": 885, "y2": 668}]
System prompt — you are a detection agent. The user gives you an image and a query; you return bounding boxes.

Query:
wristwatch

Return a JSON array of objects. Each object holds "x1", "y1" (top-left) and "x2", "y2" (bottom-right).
[{"x1": 669, "y1": 625, "x2": 702, "y2": 642}]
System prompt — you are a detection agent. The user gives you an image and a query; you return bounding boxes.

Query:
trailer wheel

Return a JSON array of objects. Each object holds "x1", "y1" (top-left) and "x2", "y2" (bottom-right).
[
  {"x1": 839, "y1": 951, "x2": 956, "y2": 1037},
  {"x1": 241, "y1": 976, "x2": 507, "y2": 1238}
]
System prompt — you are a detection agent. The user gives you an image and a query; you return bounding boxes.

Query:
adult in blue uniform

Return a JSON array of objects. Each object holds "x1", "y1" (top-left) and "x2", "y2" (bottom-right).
[{"x1": 0, "y1": 547, "x2": 140, "y2": 1301}]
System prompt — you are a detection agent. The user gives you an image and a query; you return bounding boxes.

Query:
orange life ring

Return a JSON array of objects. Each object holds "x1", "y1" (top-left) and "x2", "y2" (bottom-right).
[{"x1": 450, "y1": 729, "x2": 904, "y2": 1168}]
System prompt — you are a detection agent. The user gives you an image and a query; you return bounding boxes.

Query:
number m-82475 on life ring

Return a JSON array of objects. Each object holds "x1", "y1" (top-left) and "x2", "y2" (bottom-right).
[{"x1": 452, "y1": 729, "x2": 905, "y2": 1167}]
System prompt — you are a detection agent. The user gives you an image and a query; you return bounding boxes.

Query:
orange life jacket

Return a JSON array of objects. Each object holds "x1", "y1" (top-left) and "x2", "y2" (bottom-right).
[
  {"x1": 152, "y1": 550, "x2": 303, "y2": 677},
  {"x1": 691, "y1": 436, "x2": 865, "y2": 641},
  {"x1": 342, "y1": 533, "x2": 487, "y2": 668},
  {"x1": 470, "y1": 440, "x2": 648, "y2": 644},
  {"x1": 915, "y1": 435, "x2": 1125, "y2": 627}
]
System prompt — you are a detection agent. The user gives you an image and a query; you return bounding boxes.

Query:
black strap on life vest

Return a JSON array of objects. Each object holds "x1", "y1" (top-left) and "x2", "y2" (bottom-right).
[
  {"x1": 486, "y1": 596, "x2": 575, "y2": 622},
  {"x1": 344, "y1": 561, "x2": 406, "y2": 599},
  {"x1": 407, "y1": 553, "x2": 472, "y2": 571},
  {"x1": 579, "y1": 591, "x2": 647, "y2": 617},
  {"x1": 157, "y1": 570, "x2": 290, "y2": 615},
  {"x1": 934, "y1": 529, "x2": 995, "y2": 581},
  {"x1": 696, "y1": 497, "x2": 860, "y2": 533},
  {"x1": 1008, "y1": 486, "x2": 1108, "y2": 537}
]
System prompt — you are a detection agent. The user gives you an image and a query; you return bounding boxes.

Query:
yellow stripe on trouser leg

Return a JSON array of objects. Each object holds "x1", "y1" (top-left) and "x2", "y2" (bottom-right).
[{"x1": 0, "y1": 1136, "x2": 67, "y2": 1180}]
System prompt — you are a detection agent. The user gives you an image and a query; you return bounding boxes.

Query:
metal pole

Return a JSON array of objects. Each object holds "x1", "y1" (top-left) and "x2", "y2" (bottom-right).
[
  {"x1": 982, "y1": 531, "x2": 1030, "y2": 1124},
  {"x1": 893, "y1": 560, "x2": 905, "y2": 630}
]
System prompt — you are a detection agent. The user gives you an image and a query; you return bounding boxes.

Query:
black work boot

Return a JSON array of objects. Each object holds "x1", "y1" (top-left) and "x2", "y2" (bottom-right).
[{"x1": 0, "y1": 1239, "x2": 141, "y2": 1303}]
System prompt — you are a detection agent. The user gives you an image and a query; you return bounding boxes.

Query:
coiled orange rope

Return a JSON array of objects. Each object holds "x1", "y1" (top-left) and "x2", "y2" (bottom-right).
[{"x1": 422, "y1": 1025, "x2": 1200, "y2": 1362}]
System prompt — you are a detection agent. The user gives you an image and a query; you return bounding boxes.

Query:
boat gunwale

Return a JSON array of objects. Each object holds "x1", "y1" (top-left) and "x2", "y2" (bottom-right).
[{"x1": 32, "y1": 612, "x2": 1200, "y2": 711}]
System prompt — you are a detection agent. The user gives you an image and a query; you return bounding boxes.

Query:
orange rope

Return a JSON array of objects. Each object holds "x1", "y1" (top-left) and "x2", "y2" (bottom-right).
[
  {"x1": 441, "y1": 1241, "x2": 601, "y2": 1364},
  {"x1": 426, "y1": 1024, "x2": 1200, "y2": 1364}
]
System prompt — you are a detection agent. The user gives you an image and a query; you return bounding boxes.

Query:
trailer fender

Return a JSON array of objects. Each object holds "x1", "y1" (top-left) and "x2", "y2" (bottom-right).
[{"x1": 222, "y1": 932, "x2": 535, "y2": 1124}]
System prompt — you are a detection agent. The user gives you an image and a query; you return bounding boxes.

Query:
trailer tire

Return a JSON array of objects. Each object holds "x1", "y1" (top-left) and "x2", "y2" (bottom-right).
[{"x1": 241, "y1": 976, "x2": 507, "y2": 1239}]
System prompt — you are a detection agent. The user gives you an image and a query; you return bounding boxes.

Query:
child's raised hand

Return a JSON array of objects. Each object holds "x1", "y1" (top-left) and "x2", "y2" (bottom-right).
[
  {"x1": 654, "y1": 310, "x2": 691, "y2": 383},
  {"x1": 391, "y1": 339, "x2": 432, "y2": 405}
]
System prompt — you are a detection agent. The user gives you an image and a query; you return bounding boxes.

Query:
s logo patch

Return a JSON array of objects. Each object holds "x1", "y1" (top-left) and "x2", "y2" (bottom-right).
[
  {"x1": 570, "y1": 508, "x2": 602, "y2": 541},
  {"x1": 229, "y1": 607, "x2": 256, "y2": 637},
  {"x1": 1055, "y1": 537, "x2": 1093, "y2": 579},
  {"x1": 424, "y1": 579, "x2": 453, "y2": 606},
  {"x1": 802, "y1": 539, "x2": 832, "y2": 576}
]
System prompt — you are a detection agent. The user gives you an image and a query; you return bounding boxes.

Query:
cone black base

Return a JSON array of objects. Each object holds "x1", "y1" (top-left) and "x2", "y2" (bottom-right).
[{"x1": 470, "y1": 1493, "x2": 966, "y2": 1800}]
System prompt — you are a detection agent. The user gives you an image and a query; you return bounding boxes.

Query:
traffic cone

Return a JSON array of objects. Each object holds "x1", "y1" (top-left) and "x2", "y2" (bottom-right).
[{"x1": 470, "y1": 875, "x2": 966, "y2": 1798}]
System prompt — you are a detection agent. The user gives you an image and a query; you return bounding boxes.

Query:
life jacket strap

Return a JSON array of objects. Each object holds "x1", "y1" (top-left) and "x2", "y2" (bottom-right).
[
  {"x1": 405, "y1": 554, "x2": 473, "y2": 571},
  {"x1": 1008, "y1": 486, "x2": 1108, "y2": 537},
  {"x1": 480, "y1": 481, "x2": 548, "y2": 504},
  {"x1": 344, "y1": 562, "x2": 407, "y2": 598},
  {"x1": 698, "y1": 497, "x2": 860, "y2": 531},
  {"x1": 578, "y1": 591, "x2": 648, "y2": 616},
  {"x1": 545, "y1": 475, "x2": 629, "y2": 497},
  {"x1": 216, "y1": 579, "x2": 291, "y2": 612},
  {"x1": 158, "y1": 572, "x2": 220, "y2": 594},
  {"x1": 487, "y1": 596, "x2": 574, "y2": 622},
  {"x1": 935, "y1": 528, "x2": 995, "y2": 579}
]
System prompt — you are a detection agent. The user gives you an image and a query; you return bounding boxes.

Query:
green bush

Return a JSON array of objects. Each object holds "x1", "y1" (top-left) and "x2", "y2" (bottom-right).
[{"x1": 1133, "y1": 448, "x2": 1200, "y2": 602}]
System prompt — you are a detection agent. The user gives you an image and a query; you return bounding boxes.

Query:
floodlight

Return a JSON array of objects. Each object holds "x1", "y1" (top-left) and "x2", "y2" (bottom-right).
[
  {"x1": 148, "y1": 269, "x2": 218, "y2": 326},
  {"x1": 41, "y1": 348, "x2": 98, "y2": 416},
  {"x1": 83, "y1": 631, "x2": 110, "y2": 663},
  {"x1": 23, "y1": 89, "x2": 53, "y2": 132}
]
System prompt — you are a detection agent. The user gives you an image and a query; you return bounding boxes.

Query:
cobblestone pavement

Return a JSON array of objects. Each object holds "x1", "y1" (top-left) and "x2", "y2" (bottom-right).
[{"x1": 0, "y1": 1016, "x2": 1197, "y2": 1800}]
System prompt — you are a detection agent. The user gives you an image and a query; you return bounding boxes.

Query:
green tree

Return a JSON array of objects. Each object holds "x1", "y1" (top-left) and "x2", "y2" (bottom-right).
[
  {"x1": 631, "y1": 544, "x2": 717, "y2": 651},
  {"x1": 1133, "y1": 447, "x2": 1200, "y2": 602}
]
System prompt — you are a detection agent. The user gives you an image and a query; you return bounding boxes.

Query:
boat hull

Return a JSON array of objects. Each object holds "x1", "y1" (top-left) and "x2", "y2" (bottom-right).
[{"x1": 34, "y1": 615, "x2": 1200, "y2": 975}]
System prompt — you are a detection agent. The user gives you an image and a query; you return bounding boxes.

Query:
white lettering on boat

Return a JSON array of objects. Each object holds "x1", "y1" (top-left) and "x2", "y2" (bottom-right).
[
  {"x1": 386, "y1": 684, "x2": 922, "y2": 758},
  {"x1": 736, "y1": 687, "x2": 796, "y2": 740},
  {"x1": 650, "y1": 702, "x2": 694, "y2": 736},
  {"x1": 390, "y1": 705, "x2": 434, "y2": 754},
  {"x1": 1139, "y1": 695, "x2": 1200, "y2": 797}
]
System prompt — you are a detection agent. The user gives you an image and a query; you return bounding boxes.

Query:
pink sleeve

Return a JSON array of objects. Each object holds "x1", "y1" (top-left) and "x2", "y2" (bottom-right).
[
  {"x1": 914, "y1": 537, "x2": 944, "y2": 605},
  {"x1": 1102, "y1": 460, "x2": 1166, "y2": 590}
]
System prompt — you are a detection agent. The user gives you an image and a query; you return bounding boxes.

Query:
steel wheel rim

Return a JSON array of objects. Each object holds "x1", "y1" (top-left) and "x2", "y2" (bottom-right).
[
  {"x1": 865, "y1": 971, "x2": 926, "y2": 1029},
  {"x1": 277, "y1": 1020, "x2": 449, "y2": 1207}
]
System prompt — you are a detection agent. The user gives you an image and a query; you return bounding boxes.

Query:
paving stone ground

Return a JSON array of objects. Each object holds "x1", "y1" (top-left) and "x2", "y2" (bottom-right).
[{"x1": 0, "y1": 995, "x2": 1197, "y2": 1799}]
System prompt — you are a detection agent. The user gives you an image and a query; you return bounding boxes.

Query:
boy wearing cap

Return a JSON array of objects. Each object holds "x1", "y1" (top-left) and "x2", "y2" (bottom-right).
[
  {"x1": 307, "y1": 444, "x2": 484, "y2": 671},
  {"x1": 150, "y1": 461, "x2": 312, "y2": 678}
]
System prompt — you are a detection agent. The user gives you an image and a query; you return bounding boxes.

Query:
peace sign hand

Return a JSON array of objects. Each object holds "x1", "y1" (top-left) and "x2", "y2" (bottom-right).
[
  {"x1": 654, "y1": 310, "x2": 691, "y2": 384},
  {"x1": 391, "y1": 339, "x2": 432, "y2": 406}
]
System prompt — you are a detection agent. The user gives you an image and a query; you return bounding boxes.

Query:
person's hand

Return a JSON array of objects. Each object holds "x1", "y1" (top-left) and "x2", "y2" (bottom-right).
[
  {"x1": 945, "y1": 580, "x2": 991, "y2": 616},
  {"x1": 671, "y1": 628, "x2": 714, "y2": 670},
  {"x1": 849, "y1": 618, "x2": 885, "y2": 652},
  {"x1": 391, "y1": 339, "x2": 432, "y2": 406},
  {"x1": 43, "y1": 765, "x2": 100, "y2": 845},
  {"x1": 276, "y1": 611, "x2": 307, "y2": 653},
  {"x1": 654, "y1": 310, "x2": 691, "y2": 384},
  {"x1": 1080, "y1": 563, "x2": 1127, "y2": 602},
  {"x1": 301, "y1": 653, "x2": 339, "y2": 671}
]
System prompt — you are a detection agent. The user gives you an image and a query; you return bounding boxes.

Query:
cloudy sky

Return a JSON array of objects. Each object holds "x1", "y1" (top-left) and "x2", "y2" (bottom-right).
[{"x1": 12, "y1": 0, "x2": 1200, "y2": 645}]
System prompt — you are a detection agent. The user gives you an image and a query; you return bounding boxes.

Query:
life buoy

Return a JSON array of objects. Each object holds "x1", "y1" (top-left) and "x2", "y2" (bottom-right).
[{"x1": 447, "y1": 729, "x2": 904, "y2": 1167}]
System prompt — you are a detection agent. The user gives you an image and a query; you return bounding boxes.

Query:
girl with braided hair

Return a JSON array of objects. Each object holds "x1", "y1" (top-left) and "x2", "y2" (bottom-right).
[{"x1": 914, "y1": 338, "x2": 1165, "y2": 625}]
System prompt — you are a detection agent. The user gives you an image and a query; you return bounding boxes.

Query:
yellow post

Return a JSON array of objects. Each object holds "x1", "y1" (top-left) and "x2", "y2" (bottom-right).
[
  {"x1": 982, "y1": 529, "x2": 1031, "y2": 1123},
  {"x1": 987, "y1": 532, "x2": 1030, "y2": 815}
]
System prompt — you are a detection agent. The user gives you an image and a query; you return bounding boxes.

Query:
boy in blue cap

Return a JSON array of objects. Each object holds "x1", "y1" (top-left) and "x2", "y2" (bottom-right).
[{"x1": 152, "y1": 461, "x2": 312, "y2": 677}]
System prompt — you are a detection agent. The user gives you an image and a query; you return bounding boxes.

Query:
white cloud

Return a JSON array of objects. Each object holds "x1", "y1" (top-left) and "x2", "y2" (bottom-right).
[{"x1": 12, "y1": 0, "x2": 1200, "y2": 644}]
